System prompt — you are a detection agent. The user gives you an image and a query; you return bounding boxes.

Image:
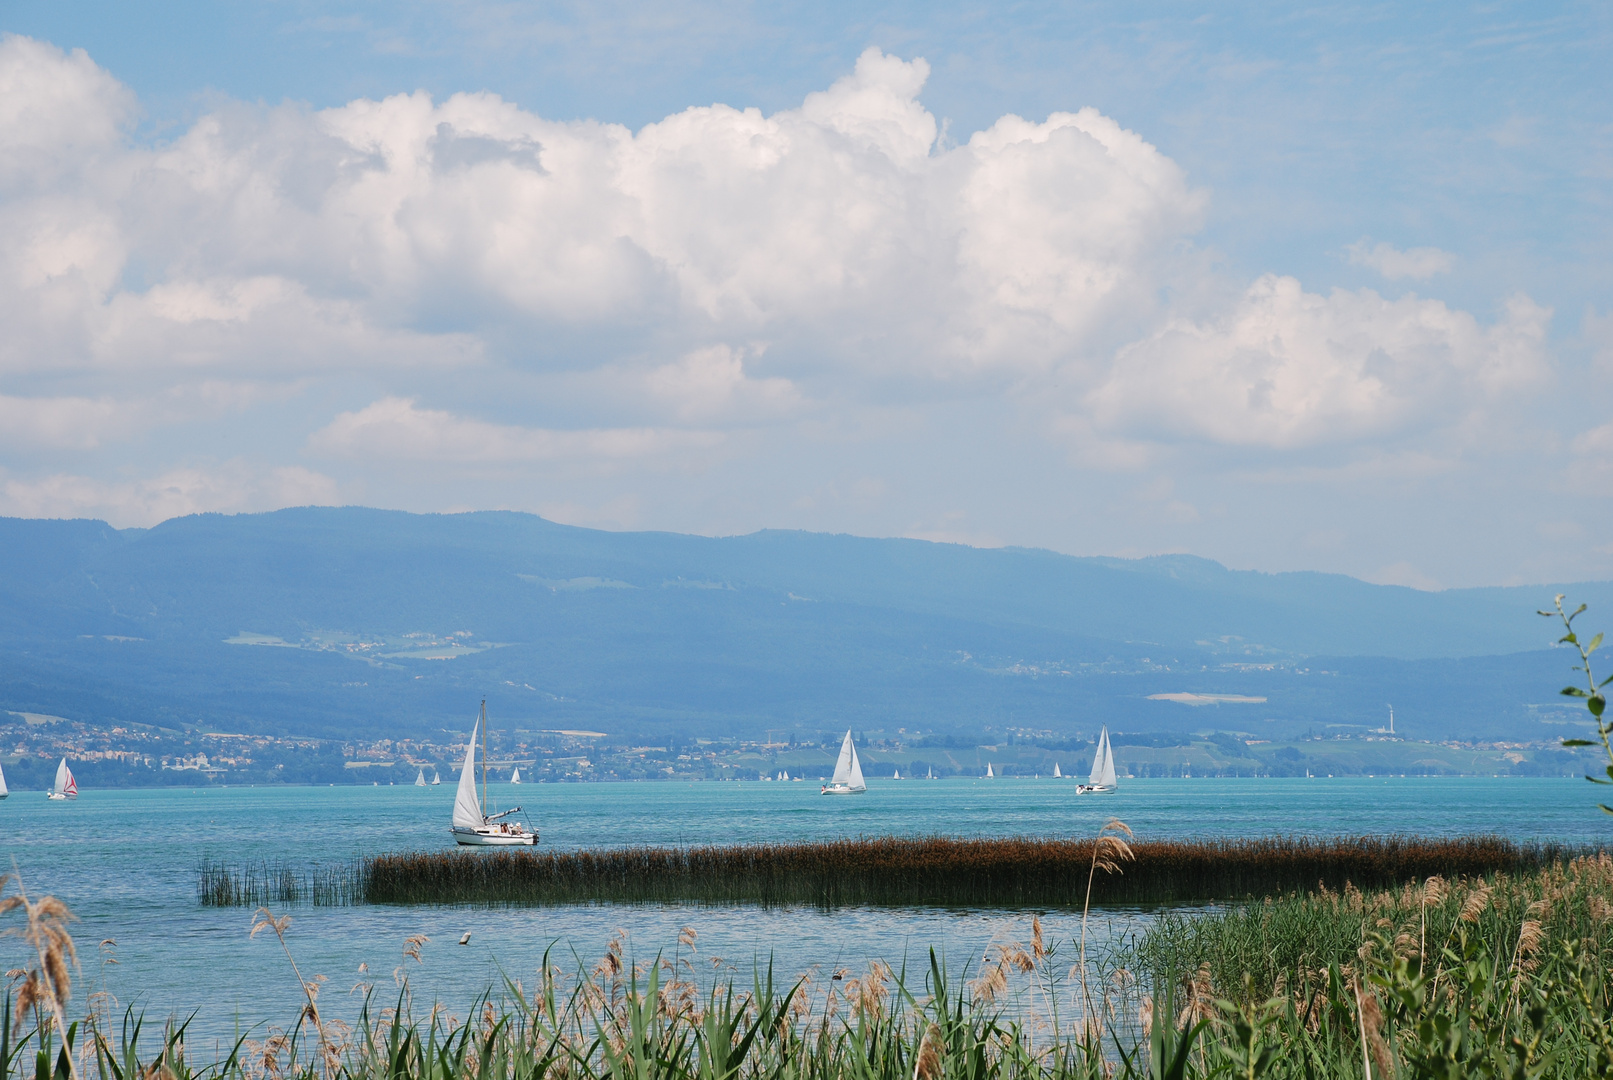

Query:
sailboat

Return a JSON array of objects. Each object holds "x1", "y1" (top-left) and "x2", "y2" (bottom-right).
[
  {"x1": 511, "y1": 767, "x2": 522, "y2": 784},
  {"x1": 893, "y1": 767, "x2": 900, "y2": 780},
  {"x1": 415, "y1": 768, "x2": 427, "y2": 787},
  {"x1": 1076, "y1": 727, "x2": 1118, "y2": 794},
  {"x1": 431, "y1": 770, "x2": 441, "y2": 785},
  {"x1": 450, "y1": 701, "x2": 537, "y2": 845},
  {"x1": 1054, "y1": 762, "x2": 1063, "y2": 779},
  {"x1": 47, "y1": 758, "x2": 77, "y2": 800},
  {"x1": 985, "y1": 762, "x2": 994, "y2": 778},
  {"x1": 820, "y1": 730, "x2": 867, "y2": 795},
  {"x1": 0, "y1": 760, "x2": 7, "y2": 799},
  {"x1": 927, "y1": 766, "x2": 935, "y2": 780}
]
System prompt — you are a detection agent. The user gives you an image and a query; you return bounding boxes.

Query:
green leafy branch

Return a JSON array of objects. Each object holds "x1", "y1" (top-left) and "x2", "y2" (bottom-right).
[{"x1": 1539, "y1": 594, "x2": 1613, "y2": 813}]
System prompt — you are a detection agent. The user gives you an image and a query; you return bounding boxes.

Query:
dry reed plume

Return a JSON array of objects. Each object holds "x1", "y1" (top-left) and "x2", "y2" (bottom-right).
[
  {"x1": 1, "y1": 871, "x2": 81, "y2": 1080},
  {"x1": 12, "y1": 855, "x2": 1613, "y2": 1078}
]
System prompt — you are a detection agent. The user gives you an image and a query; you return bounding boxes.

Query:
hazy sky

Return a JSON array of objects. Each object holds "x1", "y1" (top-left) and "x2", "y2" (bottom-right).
[{"x1": 2, "y1": 1, "x2": 1610, "y2": 588}]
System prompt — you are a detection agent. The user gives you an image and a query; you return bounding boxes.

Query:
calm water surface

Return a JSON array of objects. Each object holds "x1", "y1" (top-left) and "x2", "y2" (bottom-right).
[{"x1": 0, "y1": 776, "x2": 1602, "y2": 1044}]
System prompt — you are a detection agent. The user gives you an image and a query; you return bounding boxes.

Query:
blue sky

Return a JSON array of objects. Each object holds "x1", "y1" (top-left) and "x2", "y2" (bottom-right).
[{"x1": 1, "y1": 1, "x2": 1610, "y2": 588}]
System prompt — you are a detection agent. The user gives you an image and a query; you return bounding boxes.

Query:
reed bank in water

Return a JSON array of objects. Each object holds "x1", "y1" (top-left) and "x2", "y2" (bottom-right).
[{"x1": 200, "y1": 834, "x2": 1583, "y2": 909}]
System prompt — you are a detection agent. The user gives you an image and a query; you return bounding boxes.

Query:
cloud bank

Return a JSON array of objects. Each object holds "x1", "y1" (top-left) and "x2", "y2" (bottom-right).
[{"x1": 0, "y1": 33, "x2": 1562, "y2": 585}]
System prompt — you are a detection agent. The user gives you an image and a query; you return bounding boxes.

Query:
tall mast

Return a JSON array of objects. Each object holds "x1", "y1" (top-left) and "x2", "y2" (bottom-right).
[{"x1": 480, "y1": 699, "x2": 488, "y2": 820}]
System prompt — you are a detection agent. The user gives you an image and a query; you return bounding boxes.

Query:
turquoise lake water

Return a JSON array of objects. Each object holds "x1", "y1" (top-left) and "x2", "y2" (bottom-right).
[{"x1": 0, "y1": 776, "x2": 1605, "y2": 1046}]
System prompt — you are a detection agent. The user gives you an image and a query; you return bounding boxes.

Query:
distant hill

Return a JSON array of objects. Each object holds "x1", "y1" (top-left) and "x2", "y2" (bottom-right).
[{"x1": 0, "y1": 507, "x2": 1605, "y2": 743}]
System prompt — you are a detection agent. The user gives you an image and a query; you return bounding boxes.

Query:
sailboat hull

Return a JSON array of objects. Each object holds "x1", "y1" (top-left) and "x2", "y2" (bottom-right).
[
  {"x1": 819, "y1": 783, "x2": 865, "y2": 795},
  {"x1": 451, "y1": 826, "x2": 538, "y2": 845},
  {"x1": 46, "y1": 792, "x2": 73, "y2": 800},
  {"x1": 1073, "y1": 785, "x2": 1116, "y2": 795}
]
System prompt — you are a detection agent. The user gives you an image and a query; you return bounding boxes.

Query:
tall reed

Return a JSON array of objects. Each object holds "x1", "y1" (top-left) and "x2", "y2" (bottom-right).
[
  {"x1": 198, "y1": 860, "x2": 364, "y2": 908},
  {"x1": 15, "y1": 863, "x2": 1613, "y2": 1078},
  {"x1": 241, "y1": 834, "x2": 1583, "y2": 908}
]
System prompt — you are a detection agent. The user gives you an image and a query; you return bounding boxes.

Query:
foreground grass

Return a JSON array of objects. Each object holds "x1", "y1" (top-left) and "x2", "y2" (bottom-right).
[
  {"x1": 17, "y1": 854, "x2": 1613, "y2": 1078},
  {"x1": 201, "y1": 834, "x2": 1576, "y2": 908}
]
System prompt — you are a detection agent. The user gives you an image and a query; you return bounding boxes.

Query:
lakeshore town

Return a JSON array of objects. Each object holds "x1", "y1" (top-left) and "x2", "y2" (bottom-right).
[{"x1": 0, "y1": 708, "x2": 1592, "y2": 789}]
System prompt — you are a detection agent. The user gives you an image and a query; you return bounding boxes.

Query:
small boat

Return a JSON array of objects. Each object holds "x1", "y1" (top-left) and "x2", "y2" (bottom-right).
[
  {"x1": 431, "y1": 770, "x2": 441, "y2": 785},
  {"x1": 821, "y1": 730, "x2": 867, "y2": 795},
  {"x1": 985, "y1": 762, "x2": 994, "y2": 778},
  {"x1": 511, "y1": 767, "x2": 522, "y2": 784},
  {"x1": 1054, "y1": 762, "x2": 1063, "y2": 779},
  {"x1": 0, "y1": 759, "x2": 7, "y2": 799},
  {"x1": 927, "y1": 767, "x2": 935, "y2": 780},
  {"x1": 450, "y1": 701, "x2": 537, "y2": 845},
  {"x1": 47, "y1": 758, "x2": 77, "y2": 800},
  {"x1": 1076, "y1": 727, "x2": 1118, "y2": 794},
  {"x1": 893, "y1": 768, "x2": 900, "y2": 780},
  {"x1": 415, "y1": 768, "x2": 427, "y2": 787}
]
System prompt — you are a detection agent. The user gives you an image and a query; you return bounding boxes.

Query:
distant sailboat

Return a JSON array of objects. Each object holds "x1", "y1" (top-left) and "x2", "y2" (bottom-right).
[
  {"x1": 821, "y1": 730, "x2": 867, "y2": 795},
  {"x1": 985, "y1": 762, "x2": 994, "y2": 778},
  {"x1": 893, "y1": 767, "x2": 900, "y2": 780},
  {"x1": 431, "y1": 770, "x2": 441, "y2": 785},
  {"x1": 415, "y1": 768, "x2": 427, "y2": 787},
  {"x1": 47, "y1": 758, "x2": 77, "y2": 800},
  {"x1": 0, "y1": 759, "x2": 8, "y2": 799},
  {"x1": 450, "y1": 701, "x2": 536, "y2": 845},
  {"x1": 1054, "y1": 762, "x2": 1063, "y2": 779},
  {"x1": 927, "y1": 766, "x2": 935, "y2": 780},
  {"x1": 511, "y1": 767, "x2": 522, "y2": 784},
  {"x1": 1076, "y1": 727, "x2": 1118, "y2": 794}
]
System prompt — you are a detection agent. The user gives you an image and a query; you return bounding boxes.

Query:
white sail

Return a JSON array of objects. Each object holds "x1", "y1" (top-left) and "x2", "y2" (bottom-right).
[
  {"x1": 893, "y1": 768, "x2": 900, "y2": 780},
  {"x1": 0, "y1": 759, "x2": 8, "y2": 798},
  {"x1": 927, "y1": 767, "x2": 934, "y2": 779},
  {"x1": 51, "y1": 757, "x2": 76, "y2": 798},
  {"x1": 830, "y1": 731, "x2": 855, "y2": 785},
  {"x1": 985, "y1": 762, "x2": 994, "y2": 778},
  {"x1": 1098, "y1": 731, "x2": 1118, "y2": 788},
  {"x1": 1054, "y1": 762, "x2": 1062, "y2": 778},
  {"x1": 452, "y1": 721, "x2": 484, "y2": 829},
  {"x1": 1088, "y1": 727, "x2": 1118, "y2": 789},
  {"x1": 431, "y1": 771, "x2": 441, "y2": 785},
  {"x1": 511, "y1": 767, "x2": 521, "y2": 784},
  {"x1": 415, "y1": 768, "x2": 427, "y2": 787},
  {"x1": 822, "y1": 730, "x2": 867, "y2": 792}
]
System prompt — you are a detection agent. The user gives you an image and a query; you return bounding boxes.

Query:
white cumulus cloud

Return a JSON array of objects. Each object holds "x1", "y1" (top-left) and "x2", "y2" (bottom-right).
[
  {"x1": 1086, "y1": 277, "x2": 1550, "y2": 448},
  {"x1": 1346, "y1": 239, "x2": 1456, "y2": 281},
  {"x1": 0, "y1": 462, "x2": 340, "y2": 527},
  {"x1": 0, "y1": 32, "x2": 1567, "y2": 577},
  {"x1": 0, "y1": 40, "x2": 1204, "y2": 396},
  {"x1": 308, "y1": 397, "x2": 724, "y2": 465}
]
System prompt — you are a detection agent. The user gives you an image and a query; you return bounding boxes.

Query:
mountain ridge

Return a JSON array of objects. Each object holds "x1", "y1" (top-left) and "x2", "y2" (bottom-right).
[{"x1": 0, "y1": 506, "x2": 1605, "y2": 744}]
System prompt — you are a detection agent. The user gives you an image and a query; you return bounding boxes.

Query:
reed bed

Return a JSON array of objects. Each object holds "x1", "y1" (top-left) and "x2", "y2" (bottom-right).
[
  {"x1": 15, "y1": 857, "x2": 1613, "y2": 1079},
  {"x1": 335, "y1": 834, "x2": 1574, "y2": 908},
  {"x1": 1128, "y1": 850, "x2": 1613, "y2": 1002},
  {"x1": 198, "y1": 859, "x2": 365, "y2": 908}
]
